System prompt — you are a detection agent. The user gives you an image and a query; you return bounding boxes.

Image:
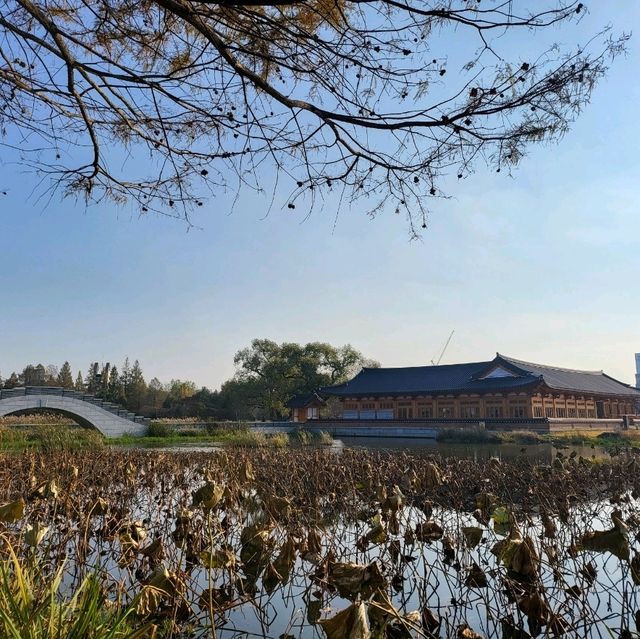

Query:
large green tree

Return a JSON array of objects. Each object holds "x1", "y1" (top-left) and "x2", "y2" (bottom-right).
[
  {"x1": 0, "y1": 1, "x2": 625, "y2": 233},
  {"x1": 233, "y1": 339, "x2": 377, "y2": 418}
]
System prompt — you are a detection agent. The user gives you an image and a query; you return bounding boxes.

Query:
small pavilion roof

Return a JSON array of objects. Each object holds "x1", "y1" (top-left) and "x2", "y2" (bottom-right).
[{"x1": 286, "y1": 392, "x2": 326, "y2": 408}]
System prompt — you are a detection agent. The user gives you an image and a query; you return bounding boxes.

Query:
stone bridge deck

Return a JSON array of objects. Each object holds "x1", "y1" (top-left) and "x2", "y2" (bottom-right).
[{"x1": 0, "y1": 387, "x2": 149, "y2": 437}]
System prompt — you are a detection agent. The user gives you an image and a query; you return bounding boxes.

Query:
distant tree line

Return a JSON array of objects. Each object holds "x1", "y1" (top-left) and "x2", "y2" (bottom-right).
[{"x1": 0, "y1": 340, "x2": 377, "y2": 420}]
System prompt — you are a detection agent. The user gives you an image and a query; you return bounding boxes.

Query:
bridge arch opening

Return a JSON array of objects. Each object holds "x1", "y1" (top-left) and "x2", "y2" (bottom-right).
[{"x1": 0, "y1": 407, "x2": 100, "y2": 431}]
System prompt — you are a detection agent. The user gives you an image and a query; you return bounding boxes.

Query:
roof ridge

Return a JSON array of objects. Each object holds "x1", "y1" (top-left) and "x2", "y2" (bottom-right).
[
  {"x1": 498, "y1": 353, "x2": 603, "y2": 376},
  {"x1": 363, "y1": 360, "x2": 491, "y2": 371}
]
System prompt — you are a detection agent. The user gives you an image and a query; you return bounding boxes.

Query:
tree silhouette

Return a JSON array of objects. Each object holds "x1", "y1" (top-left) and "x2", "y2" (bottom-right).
[{"x1": 0, "y1": 1, "x2": 626, "y2": 232}]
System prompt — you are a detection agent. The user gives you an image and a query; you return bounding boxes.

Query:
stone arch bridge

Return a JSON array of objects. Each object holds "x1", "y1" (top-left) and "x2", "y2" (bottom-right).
[{"x1": 0, "y1": 387, "x2": 149, "y2": 437}]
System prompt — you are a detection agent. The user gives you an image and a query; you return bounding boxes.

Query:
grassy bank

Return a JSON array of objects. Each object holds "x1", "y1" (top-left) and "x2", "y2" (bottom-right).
[
  {"x1": 0, "y1": 420, "x2": 333, "y2": 451},
  {"x1": 112, "y1": 425, "x2": 333, "y2": 448},
  {"x1": 436, "y1": 426, "x2": 640, "y2": 449},
  {"x1": 0, "y1": 425, "x2": 105, "y2": 451}
]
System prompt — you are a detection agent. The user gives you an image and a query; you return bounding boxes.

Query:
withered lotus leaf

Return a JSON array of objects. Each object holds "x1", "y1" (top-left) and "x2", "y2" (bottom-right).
[
  {"x1": 414, "y1": 521, "x2": 443, "y2": 542},
  {"x1": 240, "y1": 460, "x2": 256, "y2": 483},
  {"x1": 382, "y1": 485, "x2": 404, "y2": 513},
  {"x1": 475, "y1": 492, "x2": 497, "y2": 513},
  {"x1": 140, "y1": 538, "x2": 166, "y2": 566},
  {"x1": 328, "y1": 561, "x2": 386, "y2": 600},
  {"x1": 200, "y1": 547, "x2": 237, "y2": 570},
  {"x1": 491, "y1": 528, "x2": 538, "y2": 581},
  {"x1": 266, "y1": 494, "x2": 293, "y2": 519},
  {"x1": 89, "y1": 497, "x2": 109, "y2": 516},
  {"x1": 462, "y1": 526, "x2": 483, "y2": 549},
  {"x1": 465, "y1": 561, "x2": 488, "y2": 588},
  {"x1": 318, "y1": 602, "x2": 371, "y2": 639},
  {"x1": 271, "y1": 535, "x2": 297, "y2": 584},
  {"x1": 30, "y1": 479, "x2": 58, "y2": 500},
  {"x1": 580, "y1": 511, "x2": 630, "y2": 561},
  {"x1": 424, "y1": 462, "x2": 442, "y2": 488},
  {"x1": 24, "y1": 522, "x2": 49, "y2": 547},
  {"x1": 457, "y1": 623, "x2": 484, "y2": 638},
  {"x1": 364, "y1": 513, "x2": 387, "y2": 545},
  {"x1": 517, "y1": 591, "x2": 550, "y2": 632},
  {"x1": 308, "y1": 527, "x2": 323, "y2": 555},
  {"x1": 192, "y1": 481, "x2": 225, "y2": 509},
  {"x1": 491, "y1": 506, "x2": 511, "y2": 535},
  {"x1": 0, "y1": 499, "x2": 25, "y2": 522},
  {"x1": 135, "y1": 566, "x2": 181, "y2": 617},
  {"x1": 198, "y1": 586, "x2": 235, "y2": 611}
]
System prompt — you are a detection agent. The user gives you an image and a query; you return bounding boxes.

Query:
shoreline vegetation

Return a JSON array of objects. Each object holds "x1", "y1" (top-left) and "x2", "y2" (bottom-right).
[
  {"x1": 1, "y1": 415, "x2": 639, "y2": 451},
  {"x1": 0, "y1": 420, "x2": 334, "y2": 451}
]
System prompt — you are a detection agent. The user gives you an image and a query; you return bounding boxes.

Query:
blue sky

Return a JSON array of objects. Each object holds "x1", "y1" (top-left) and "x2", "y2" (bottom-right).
[{"x1": 1, "y1": 3, "x2": 639, "y2": 388}]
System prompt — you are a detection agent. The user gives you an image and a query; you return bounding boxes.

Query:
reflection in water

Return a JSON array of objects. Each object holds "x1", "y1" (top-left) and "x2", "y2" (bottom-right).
[{"x1": 335, "y1": 436, "x2": 606, "y2": 463}]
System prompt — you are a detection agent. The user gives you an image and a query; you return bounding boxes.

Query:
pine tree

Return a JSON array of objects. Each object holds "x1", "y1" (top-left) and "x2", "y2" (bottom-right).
[
  {"x1": 127, "y1": 360, "x2": 147, "y2": 412},
  {"x1": 75, "y1": 371, "x2": 85, "y2": 392},
  {"x1": 121, "y1": 357, "x2": 132, "y2": 404},
  {"x1": 85, "y1": 362, "x2": 100, "y2": 394},
  {"x1": 107, "y1": 366, "x2": 124, "y2": 405},
  {"x1": 57, "y1": 361, "x2": 74, "y2": 389}
]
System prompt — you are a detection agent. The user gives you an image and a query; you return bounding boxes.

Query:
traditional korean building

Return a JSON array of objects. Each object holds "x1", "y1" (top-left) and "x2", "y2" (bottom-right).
[
  {"x1": 286, "y1": 392, "x2": 325, "y2": 423},
  {"x1": 321, "y1": 354, "x2": 640, "y2": 421}
]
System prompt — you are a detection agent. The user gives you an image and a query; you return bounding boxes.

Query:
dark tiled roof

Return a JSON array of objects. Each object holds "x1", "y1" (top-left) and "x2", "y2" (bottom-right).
[
  {"x1": 322, "y1": 354, "x2": 640, "y2": 398},
  {"x1": 498, "y1": 355, "x2": 640, "y2": 397},
  {"x1": 286, "y1": 392, "x2": 325, "y2": 408}
]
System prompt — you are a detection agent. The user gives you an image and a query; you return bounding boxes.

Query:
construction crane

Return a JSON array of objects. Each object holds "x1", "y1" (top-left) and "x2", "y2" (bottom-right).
[{"x1": 431, "y1": 330, "x2": 455, "y2": 366}]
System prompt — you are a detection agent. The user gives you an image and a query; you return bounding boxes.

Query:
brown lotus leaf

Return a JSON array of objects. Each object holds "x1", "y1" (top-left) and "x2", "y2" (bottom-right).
[
  {"x1": 24, "y1": 522, "x2": 49, "y2": 547},
  {"x1": 266, "y1": 494, "x2": 292, "y2": 519},
  {"x1": 318, "y1": 602, "x2": 370, "y2": 639},
  {"x1": 580, "y1": 511, "x2": 630, "y2": 561},
  {"x1": 382, "y1": 485, "x2": 404, "y2": 513},
  {"x1": 30, "y1": 479, "x2": 58, "y2": 500},
  {"x1": 0, "y1": 499, "x2": 25, "y2": 523},
  {"x1": 414, "y1": 520, "x2": 443, "y2": 542},
  {"x1": 457, "y1": 623, "x2": 483, "y2": 638},
  {"x1": 200, "y1": 547, "x2": 237, "y2": 570},
  {"x1": 364, "y1": 513, "x2": 387, "y2": 545},
  {"x1": 422, "y1": 607, "x2": 440, "y2": 633},
  {"x1": 89, "y1": 497, "x2": 109, "y2": 516},
  {"x1": 462, "y1": 526, "x2": 483, "y2": 549},
  {"x1": 565, "y1": 584, "x2": 582, "y2": 598},
  {"x1": 192, "y1": 481, "x2": 225, "y2": 509},
  {"x1": 548, "y1": 614, "x2": 570, "y2": 636},
  {"x1": 327, "y1": 561, "x2": 386, "y2": 600},
  {"x1": 542, "y1": 514, "x2": 557, "y2": 539},
  {"x1": 465, "y1": 561, "x2": 487, "y2": 588},
  {"x1": 475, "y1": 492, "x2": 497, "y2": 513},
  {"x1": 424, "y1": 463, "x2": 442, "y2": 488},
  {"x1": 631, "y1": 554, "x2": 640, "y2": 585},
  {"x1": 263, "y1": 561, "x2": 284, "y2": 593},
  {"x1": 198, "y1": 586, "x2": 235, "y2": 611},
  {"x1": 517, "y1": 591, "x2": 550, "y2": 629},
  {"x1": 500, "y1": 616, "x2": 531, "y2": 639},
  {"x1": 308, "y1": 527, "x2": 323, "y2": 555},
  {"x1": 240, "y1": 460, "x2": 256, "y2": 482},
  {"x1": 272, "y1": 535, "x2": 296, "y2": 583},
  {"x1": 140, "y1": 538, "x2": 165, "y2": 567},
  {"x1": 491, "y1": 528, "x2": 538, "y2": 581},
  {"x1": 135, "y1": 567, "x2": 182, "y2": 617}
]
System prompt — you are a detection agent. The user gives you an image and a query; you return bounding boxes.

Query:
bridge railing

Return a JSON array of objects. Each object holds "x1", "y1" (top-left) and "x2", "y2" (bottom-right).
[{"x1": 0, "y1": 386, "x2": 150, "y2": 426}]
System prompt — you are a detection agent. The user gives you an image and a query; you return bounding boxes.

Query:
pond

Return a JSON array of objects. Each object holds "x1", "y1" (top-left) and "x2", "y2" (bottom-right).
[
  {"x1": 127, "y1": 435, "x2": 609, "y2": 464},
  {"x1": 1, "y1": 447, "x2": 638, "y2": 639}
]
